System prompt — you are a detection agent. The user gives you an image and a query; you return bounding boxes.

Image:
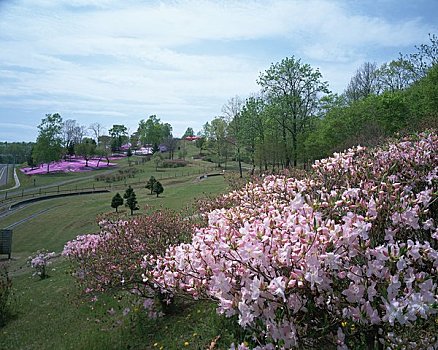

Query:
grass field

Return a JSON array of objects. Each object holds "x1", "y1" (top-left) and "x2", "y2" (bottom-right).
[{"x1": 0, "y1": 153, "x2": 243, "y2": 349}]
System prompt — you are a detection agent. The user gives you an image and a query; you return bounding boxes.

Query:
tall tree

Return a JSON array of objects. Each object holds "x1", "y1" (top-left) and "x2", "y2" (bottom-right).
[
  {"x1": 27, "y1": 147, "x2": 37, "y2": 169},
  {"x1": 109, "y1": 124, "x2": 128, "y2": 151},
  {"x1": 89, "y1": 123, "x2": 105, "y2": 145},
  {"x1": 33, "y1": 113, "x2": 63, "y2": 173},
  {"x1": 204, "y1": 118, "x2": 230, "y2": 168},
  {"x1": 258, "y1": 56, "x2": 330, "y2": 167},
  {"x1": 62, "y1": 119, "x2": 87, "y2": 157},
  {"x1": 182, "y1": 127, "x2": 195, "y2": 138},
  {"x1": 376, "y1": 59, "x2": 416, "y2": 92},
  {"x1": 75, "y1": 138, "x2": 96, "y2": 167},
  {"x1": 137, "y1": 115, "x2": 172, "y2": 148},
  {"x1": 194, "y1": 136, "x2": 206, "y2": 155},
  {"x1": 129, "y1": 132, "x2": 140, "y2": 151},
  {"x1": 345, "y1": 62, "x2": 380, "y2": 102},
  {"x1": 97, "y1": 135, "x2": 112, "y2": 165},
  {"x1": 239, "y1": 96, "x2": 269, "y2": 172},
  {"x1": 162, "y1": 136, "x2": 178, "y2": 159},
  {"x1": 222, "y1": 95, "x2": 244, "y2": 177},
  {"x1": 403, "y1": 33, "x2": 438, "y2": 79}
]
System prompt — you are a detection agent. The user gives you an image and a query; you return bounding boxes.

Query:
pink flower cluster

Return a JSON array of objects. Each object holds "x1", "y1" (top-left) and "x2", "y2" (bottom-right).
[
  {"x1": 62, "y1": 220, "x2": 144, "y2": 294},
  {"x1": 63, "y1": 209, "x2": 193, "y2": 311},
  {"x1": 62, "y1": 233, "x2": 111, "y2": 259},
  {"x1": 27, "y1": 250, "x2": 56, "y2": 279},
  {"x1": 148, "y1": 132, "x2": 438, "y2": 349}
]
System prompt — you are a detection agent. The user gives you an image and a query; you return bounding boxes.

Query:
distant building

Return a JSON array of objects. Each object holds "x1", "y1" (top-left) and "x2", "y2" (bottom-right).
[
  {"x1": 185, "y1": 136, "x2": 200, "y2": 141},
  {"x1": 135, "y1": 146, "x2": 153, "y2": 155},
  {"x1": 120, "y1": 143, "x2": 132, "y2": 151}
]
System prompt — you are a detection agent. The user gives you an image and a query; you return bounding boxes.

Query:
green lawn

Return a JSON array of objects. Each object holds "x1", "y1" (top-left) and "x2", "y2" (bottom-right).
[
  {"x1": 0, "y1": 174, "x2": 238, "y2": 350},
  {"x1": 1, "y1": 260, "x2": 239, "y2": 350}
]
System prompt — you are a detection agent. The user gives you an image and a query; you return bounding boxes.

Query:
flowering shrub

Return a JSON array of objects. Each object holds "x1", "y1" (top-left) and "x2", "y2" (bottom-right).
[
  {"x1": 63, "y1": 208, "x2": 194, "y2": 311},
  {"x1": 27, "y1": 250, "x2": 56, "y2": 279},
  {"x1": 148, "y1": 132, "x2": 438, "y2": 349}
]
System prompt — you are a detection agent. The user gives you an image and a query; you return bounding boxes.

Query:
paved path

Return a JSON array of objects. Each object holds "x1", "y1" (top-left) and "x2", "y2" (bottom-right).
[
  {"x1": 0, "y1": 164, "x2": 8, "y2": 186},
  {"x1": 4, "y1": 206, "x2": 57, "y2": 229},
  {"x1": 0, "y1": 167, "x2": 21, "y2": 192}
]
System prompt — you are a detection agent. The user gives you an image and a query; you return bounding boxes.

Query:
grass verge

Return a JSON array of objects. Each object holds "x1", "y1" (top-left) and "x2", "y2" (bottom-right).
[{"x1": 0, "y1": 174, "x2": 236, "y2": 349}]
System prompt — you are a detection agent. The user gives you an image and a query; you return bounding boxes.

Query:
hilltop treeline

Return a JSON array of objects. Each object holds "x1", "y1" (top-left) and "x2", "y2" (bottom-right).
[
  {"x1": 199, "y1": 34, "x2": 437, "y2": 175},
  {"x1": 0, "y1": 142, "x2": 33, "y2": 164}
]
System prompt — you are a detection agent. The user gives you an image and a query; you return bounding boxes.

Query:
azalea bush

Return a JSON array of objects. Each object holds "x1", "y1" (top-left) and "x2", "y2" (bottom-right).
[
  {"x1": 147, "y1": 132, "x2": 438, "y2": 349},
  {"x1": 63, "y1": 207, "x2": 194, "y2": 312},
  {"x1": 27, "y1": 249, "x2": 56, "y2": 279}
]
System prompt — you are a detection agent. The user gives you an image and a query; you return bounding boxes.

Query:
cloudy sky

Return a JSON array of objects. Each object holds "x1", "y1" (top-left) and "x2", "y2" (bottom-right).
[{"x1": 0, "y1": 0, "x2": 437, "y2": 142}]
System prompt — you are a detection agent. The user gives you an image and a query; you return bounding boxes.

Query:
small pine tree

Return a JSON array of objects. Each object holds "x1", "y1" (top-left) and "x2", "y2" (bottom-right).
[
  {"x1": 145, "y1": 176, "x2": 157, "y2": 195},
  {"x1": 124, "y1": 186, "x2": 139, "y2": 215},
  {"x1": 123, "y1": 185, "x2": 134, "y2": 199},
  {"x1": 111, "y1": 193, "x2": 124, "y2": 212},
  {"x1": 152, "y1": 181, "x2": 164, "y2": 197}
]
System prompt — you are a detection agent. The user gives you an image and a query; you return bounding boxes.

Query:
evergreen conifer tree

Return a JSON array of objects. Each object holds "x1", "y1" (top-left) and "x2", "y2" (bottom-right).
[
  {"x1": 152, "y1": 181, "x2": 164, "y2": 197},
  {"x1": 145, "y1": 176, "x2": 157, "y2": 195},
  {"x1": 124, "y1": 186, "x2": 139, "y2": 215},
  {"x1": 111, "y1": 193, "x2": 124, "y2": 212}
]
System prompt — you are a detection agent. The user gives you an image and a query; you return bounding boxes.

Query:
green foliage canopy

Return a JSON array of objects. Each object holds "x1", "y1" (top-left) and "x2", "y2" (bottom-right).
[{"x1": 33, "y1": 113, "x2": 64, "y2": 173}]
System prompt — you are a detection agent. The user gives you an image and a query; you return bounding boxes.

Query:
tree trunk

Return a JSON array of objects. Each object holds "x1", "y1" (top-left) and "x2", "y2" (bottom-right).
[
  {"x1": 292, "y1": 115, "x2": 298, "y2": 167},
  {"x1": 237, "y1": 147, "x2": 243, "y2": 178},
  {"x1": 47, "y1": 162, "x2": 50, "y2": 173},
  {"x1": 282, "y1": 120, "x2": 290, "y2": 167}
]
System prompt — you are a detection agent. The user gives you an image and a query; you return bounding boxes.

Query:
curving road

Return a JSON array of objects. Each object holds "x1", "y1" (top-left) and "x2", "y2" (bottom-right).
[{"x1": 0, "y1": 164, "x2": 9, "y2": 186}]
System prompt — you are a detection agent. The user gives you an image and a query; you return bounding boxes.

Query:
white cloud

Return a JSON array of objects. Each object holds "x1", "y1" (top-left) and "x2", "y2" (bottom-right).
[
  {"x1": 0, "y1": 0, "x2": 436, "y2": 141},
  {"x1": 0, "y1": 122, "x2": 36, "y2": 131}
]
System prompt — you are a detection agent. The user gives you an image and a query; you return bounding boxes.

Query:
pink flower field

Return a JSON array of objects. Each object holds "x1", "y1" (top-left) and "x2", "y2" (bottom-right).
[{"x1": 21, "y1": 158, "x2": 117, "y2": 175}]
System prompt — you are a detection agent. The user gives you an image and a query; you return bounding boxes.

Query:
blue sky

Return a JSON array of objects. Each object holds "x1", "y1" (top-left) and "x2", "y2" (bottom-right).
[{"x1": 0, "y1": 0, "x2": 437, "y2": 142}]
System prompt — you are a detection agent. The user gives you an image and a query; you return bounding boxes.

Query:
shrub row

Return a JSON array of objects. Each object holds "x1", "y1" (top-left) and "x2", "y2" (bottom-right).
[
  {"x1": 95, "y1": 167, "x2": 142, "y2": 183},
  {"x1": 160, "y1": 159, "x2": 188, "y2": 168}
]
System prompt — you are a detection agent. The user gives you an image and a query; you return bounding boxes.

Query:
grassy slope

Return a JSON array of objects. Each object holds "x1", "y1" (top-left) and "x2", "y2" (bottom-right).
[
  {"x1": 0, "y1": 174, "x2": 237, "y2": 350},
  {"x1": 2, "y1": 260, "x2": 238, "y2": 350}
]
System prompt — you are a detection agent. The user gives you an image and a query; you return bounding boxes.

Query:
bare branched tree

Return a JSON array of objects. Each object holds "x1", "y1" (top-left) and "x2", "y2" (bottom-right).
[{"x1": 345, "y1": 62, "x2": 380, "y2": 102}]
